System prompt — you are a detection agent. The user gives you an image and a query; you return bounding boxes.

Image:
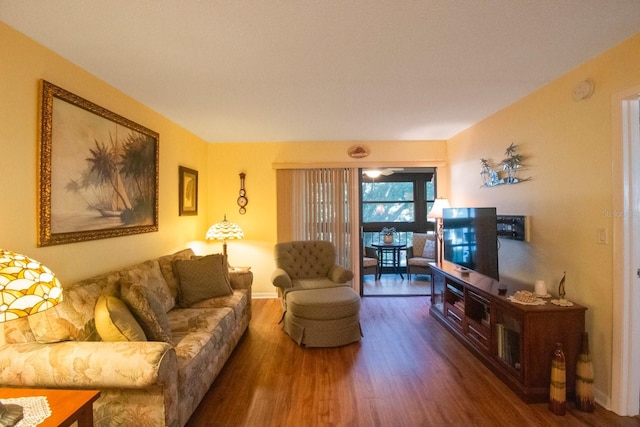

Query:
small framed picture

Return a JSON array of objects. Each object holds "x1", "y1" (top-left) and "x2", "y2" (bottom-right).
[{"x1": 179, "y1": 166, "x2": 198, "y2": 216}]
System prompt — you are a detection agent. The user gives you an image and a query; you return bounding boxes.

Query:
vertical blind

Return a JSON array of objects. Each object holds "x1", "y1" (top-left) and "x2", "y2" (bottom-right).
[{"x1": 288, "y1": 168, "x2": 353, "y2": 269}]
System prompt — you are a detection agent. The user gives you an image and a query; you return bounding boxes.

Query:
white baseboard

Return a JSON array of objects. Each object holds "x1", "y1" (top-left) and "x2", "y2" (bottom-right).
[
  {"x1": 594, "y1": 387, "x2": 611, "y2": 411},
  {"x1": 252, "y1": 292, "x2": 278, "y2": 299}
]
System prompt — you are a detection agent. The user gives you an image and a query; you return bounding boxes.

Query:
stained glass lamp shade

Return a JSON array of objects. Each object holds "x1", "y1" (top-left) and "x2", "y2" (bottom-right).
[
  {"x1": 205, "y1": 216, "x2": 244, "y2": 256},
  {"x1": 0, "y1": 249, "x2": 63, "y2": 322},
  {"x1": 0, "y1": 249, "x2": 63, "y2": 425}
]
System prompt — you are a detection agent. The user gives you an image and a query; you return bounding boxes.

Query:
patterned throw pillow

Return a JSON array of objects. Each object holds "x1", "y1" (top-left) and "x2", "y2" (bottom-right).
[
  {"x1": 27, "y1": 307, "x2": 74, "y2": 343},
  {"x1": 122, "y1": 260, "x2": 175, "y2": 313},
  {"x1": 121, "y1": 282, "x2": 173, "y2": 343},
  {"x1": 157, "y1": 249, "x2": 194, "y2": 300},
  {"x1": 174, "y1": 254, "x2": 232, "y2": 307},
  {"x1": 95, "y1": 295, "x2": 147, "y2": 342},
  {"x1": 423, "y1": 238, "x2": 436, "y2": 259}
]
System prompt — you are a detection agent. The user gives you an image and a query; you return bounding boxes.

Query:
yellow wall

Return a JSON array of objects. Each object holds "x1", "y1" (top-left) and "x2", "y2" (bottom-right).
[
  {"x1": 0, "y1": 22, "x2": 211, "y2": 282},
  {"x1": 0, "y1": 21, "x2": 449, "y2": 297},
  {"x1": 208, "y1": 140, "x2": 448, "y2": 296},
  {"x1": 5, "y1": 16, "x2": 637, "y2": 406},
  {"x1": 446, "y1": 32, "x2": 640, "y2": 404}
]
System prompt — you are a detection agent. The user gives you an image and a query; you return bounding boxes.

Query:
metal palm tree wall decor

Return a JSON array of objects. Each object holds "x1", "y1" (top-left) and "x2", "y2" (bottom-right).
[{"x1": 480, "y1": 143, "x2": 531, "y2": 187}]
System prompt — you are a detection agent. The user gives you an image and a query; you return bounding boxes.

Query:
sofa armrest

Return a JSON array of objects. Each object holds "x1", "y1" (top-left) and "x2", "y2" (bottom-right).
[
  {"x1": 271, "y1": 268, "x2": 293, "y2": 289},
  {"x1": 0, "y1": 341, "x2": 176, "y2": 390},
  {"x1": 328, "y1": 265, "x2": 354, "y2": 283},
  {"x1": 229, "y1": 270, "x2": 253, "y2": 290}
]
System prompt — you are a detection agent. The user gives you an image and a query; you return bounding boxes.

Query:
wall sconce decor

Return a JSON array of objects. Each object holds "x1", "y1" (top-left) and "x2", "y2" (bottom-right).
[
  {"x1": 347, "y1": 144, "x2": 370, "y2": 158},
  {"x1": 480, "y1": 143, "x2": 531, "y2": 187}
]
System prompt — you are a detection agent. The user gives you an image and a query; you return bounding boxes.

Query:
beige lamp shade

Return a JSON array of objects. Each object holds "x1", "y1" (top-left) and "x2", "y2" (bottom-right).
[
  {"x1": 206, "y1": 216, "x2": 244, "y2": 256},
  {"x1": 0, "y1": 249, "x2": 63, "y2": 323},
  {"x1": 428, "y1": 197, "x2": 451, "y2": 219}
]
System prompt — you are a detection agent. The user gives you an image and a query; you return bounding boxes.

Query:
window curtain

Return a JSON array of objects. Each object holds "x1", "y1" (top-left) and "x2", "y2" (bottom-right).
[{"x1": 276, "y1": 168, "x2": 353, "y2": 269}]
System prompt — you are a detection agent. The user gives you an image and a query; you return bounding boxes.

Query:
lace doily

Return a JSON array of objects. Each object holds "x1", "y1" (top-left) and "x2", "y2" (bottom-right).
[
  {"x1": 0, "y1": 396, "x2": 51, "y2": 427},
  {"x1": 507, "y1": 290, "x2": 546, "y2": 305},
  {"x1": 550, "y1": 299, "x2": 574, "y2": 307}
]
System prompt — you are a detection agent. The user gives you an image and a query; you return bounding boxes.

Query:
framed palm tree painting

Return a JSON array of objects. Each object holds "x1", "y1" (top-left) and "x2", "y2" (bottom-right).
[{"x1": 39, "y1": 80, "x2": 159, "y2": 246}]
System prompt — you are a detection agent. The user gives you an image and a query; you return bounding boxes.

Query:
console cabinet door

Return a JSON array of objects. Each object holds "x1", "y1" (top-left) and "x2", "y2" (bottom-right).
[{"x1": 492, "y1": 303, "x2": 524, "y2": 381}]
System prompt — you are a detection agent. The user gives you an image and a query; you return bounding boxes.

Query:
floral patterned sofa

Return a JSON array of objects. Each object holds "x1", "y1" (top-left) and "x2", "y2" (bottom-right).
[{"x1": 0, "y1": 248, "x2": 252, "y2": 426}]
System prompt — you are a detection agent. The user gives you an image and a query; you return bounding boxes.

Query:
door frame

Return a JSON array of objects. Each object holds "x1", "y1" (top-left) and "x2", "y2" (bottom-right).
[
  {"x1": 357, "y1": 167, "x2": 438, "y2": 295},
  {"x1": 611, "y1": 86, "x2": 640, "y2": 416}
]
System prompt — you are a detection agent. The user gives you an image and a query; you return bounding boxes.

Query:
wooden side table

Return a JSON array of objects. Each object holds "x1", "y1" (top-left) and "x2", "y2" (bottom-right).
[{"x1": 0, "y1": 388, "x2": 100, "y2": 427}]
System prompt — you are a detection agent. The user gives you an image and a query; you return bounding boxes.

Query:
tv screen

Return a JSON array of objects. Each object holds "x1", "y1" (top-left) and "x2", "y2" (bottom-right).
[{"x1": 442, "y1": 207, "x2": 499, "y2": 280}]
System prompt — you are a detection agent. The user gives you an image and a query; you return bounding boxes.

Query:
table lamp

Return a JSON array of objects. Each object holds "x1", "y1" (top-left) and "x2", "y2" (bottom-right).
[
  {"x1": 427, "y1": 197, "x2": 450, "y2": 264},
  {"x1": 205, "y1": 215, "x2": 244, "y2": 256},
  {"x1": 0, "y1": 249, "x2": 63, "y2": 426}
]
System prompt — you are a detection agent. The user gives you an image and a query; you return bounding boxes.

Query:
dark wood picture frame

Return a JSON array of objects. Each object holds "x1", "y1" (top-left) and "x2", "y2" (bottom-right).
[
  {"x1": 179, "y1": 166, "x2": 198, "y2": 216},
  {"x1": 39, "y1": 80, "x2": 159, "y2": 246}
]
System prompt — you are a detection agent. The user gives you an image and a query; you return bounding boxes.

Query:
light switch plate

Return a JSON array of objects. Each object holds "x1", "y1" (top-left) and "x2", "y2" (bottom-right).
[{"x1": 597, "y1": 227, "x2": 608, "y2": 245}]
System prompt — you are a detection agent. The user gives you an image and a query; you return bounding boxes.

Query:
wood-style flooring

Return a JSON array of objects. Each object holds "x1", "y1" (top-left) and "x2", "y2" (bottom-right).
[
  {"x1": 186, "y1": 297, "x2": 640, "y2": 427},
  {"x1": 362, "y1": 273, "x2": 431, "y2": 296}
]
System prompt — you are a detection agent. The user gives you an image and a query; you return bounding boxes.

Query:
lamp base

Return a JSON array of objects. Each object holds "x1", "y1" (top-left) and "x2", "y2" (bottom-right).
[{"x1": 0, "y1": 402, "x2": 23, "y2": 427}]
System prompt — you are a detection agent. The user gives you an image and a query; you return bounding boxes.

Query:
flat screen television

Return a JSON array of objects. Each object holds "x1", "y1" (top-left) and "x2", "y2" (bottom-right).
[{"x1": 442, "y1": 207, "x2": 499, "y2": 280}]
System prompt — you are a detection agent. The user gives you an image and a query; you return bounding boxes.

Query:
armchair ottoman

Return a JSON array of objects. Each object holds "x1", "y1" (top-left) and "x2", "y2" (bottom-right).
[
  {"x1": 283, "y1": 286, "x2": 361, "y2": 347},
  {"x1": 271, "y1": 240, "x2": 362, "y2": 347}
]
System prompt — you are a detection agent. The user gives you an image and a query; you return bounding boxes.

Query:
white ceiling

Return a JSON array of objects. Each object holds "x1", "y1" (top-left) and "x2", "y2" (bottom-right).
[{"x1": 2, "y1": 1, "x2": 640, "y2": 142}]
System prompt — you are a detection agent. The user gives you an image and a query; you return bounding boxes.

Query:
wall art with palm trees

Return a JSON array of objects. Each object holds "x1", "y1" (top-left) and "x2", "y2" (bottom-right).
[{"x1": 38, "y1": 80, "x2": 159, "y2": 246}]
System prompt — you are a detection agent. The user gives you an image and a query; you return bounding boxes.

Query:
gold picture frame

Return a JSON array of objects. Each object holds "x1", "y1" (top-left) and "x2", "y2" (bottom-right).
[
  {"x1": 179, "y1": 166, "x2": 198, "y2": 216},
  {"x1": 39, "y1": 80, "x2": 159, "y2": 246}
]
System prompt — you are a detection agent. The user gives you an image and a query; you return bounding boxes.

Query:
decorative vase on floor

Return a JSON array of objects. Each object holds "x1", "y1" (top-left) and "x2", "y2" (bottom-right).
[
  {"x1": 549, "y1": 342, "x2": 566, "y2": 416},
  {"x1": 576, "y1": 332, "x2": 595, "y2": 412}
]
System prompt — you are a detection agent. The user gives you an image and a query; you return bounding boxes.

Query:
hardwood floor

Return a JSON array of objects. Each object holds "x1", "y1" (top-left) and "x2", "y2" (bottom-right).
[
  {"x1": 187, "y1": 298, "x2": 640, "y2": 427},
  {"x1": 362, "y1": 273, "x2": 431, "y2": 296}
]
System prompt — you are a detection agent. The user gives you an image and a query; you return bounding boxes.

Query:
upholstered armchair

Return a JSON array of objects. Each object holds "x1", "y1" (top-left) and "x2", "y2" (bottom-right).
[
  {"x1": 271, "y1": 240, "x2": 361, "y2": 347},
  {"x1": 407, "y1": 233, "x2": 436, "y2": 280},
  {"x1": 271, "y1": 240, "x2": 354, "y2": 295},
  {"x1": 362, "y1": 247, "x2": 379, "y2": 278}
]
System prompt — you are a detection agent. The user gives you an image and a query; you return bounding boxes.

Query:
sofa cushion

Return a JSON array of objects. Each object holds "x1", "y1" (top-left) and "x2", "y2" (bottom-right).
[
  {"x1": 189, "y1": 289, "x2": 248, "y2": 322},
  {"x1": 408, "y1": 257, "x2": 432, "y2": 266},
  {"x1": 95, "y1": 295, "x2": 147, "y2": 342},
  {"x1": 293, "y1": 278, "x2": 346, "y2": 290},
  {"x1": 167, "y1": 306, "x2": 237, "y2": 409},
  {"x1": 122, "y1": 260, "x2": 175, "y2": 313},
  {"x1": 157, "y1": 248, "x2": 195, "y2": 300},
  {"x1": 362, "y1": 257, "x2": 377, "y2": 267},
  {"x1": 26, "y1": 272, "x2": 117, "y2": 343},
  {"x1": 174, "y1": 255, "x2": 233, "y2": 307},
  {"x1": 27, "y1": 308, "x2": 74, "y2": 343},
  {"x1": 122, "y1": 282, "x2": 173, "y2": 342}
]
